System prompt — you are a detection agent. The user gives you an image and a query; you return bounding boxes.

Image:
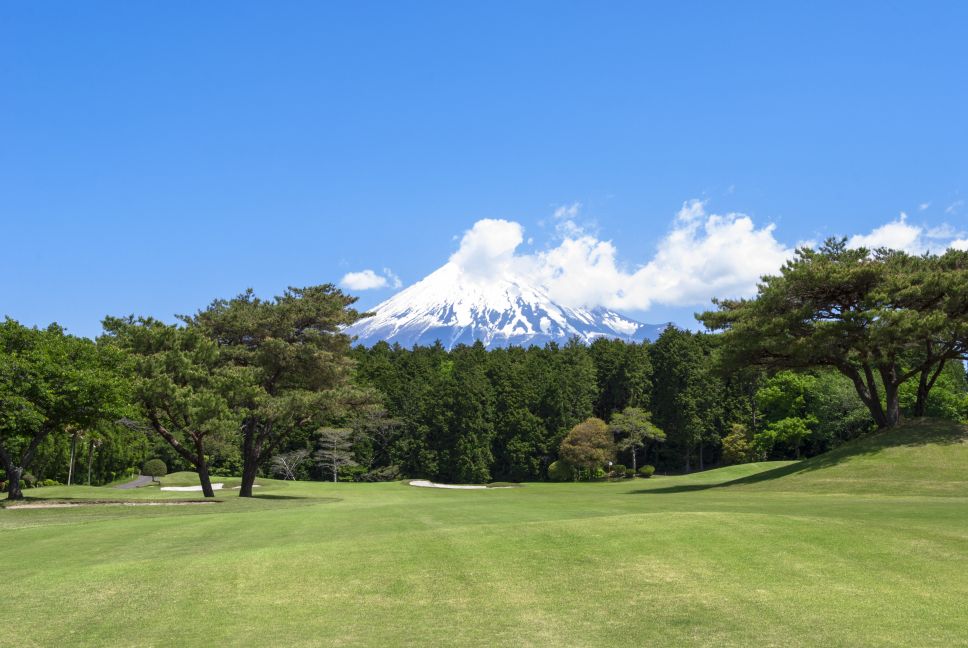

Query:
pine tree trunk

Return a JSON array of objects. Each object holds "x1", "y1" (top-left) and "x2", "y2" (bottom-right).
[
  {"x1": 239, "y1": 457, "x2": 259, "y2": 497},
  {"x1": 239, "y1": 421, "x2": 261, "y2": 498},
  {"x1": 196, "y1": 461, "x2": 216, "y2": 498},
  {"x1": 5, "y1": 466, "x2": 23, "y2": 501},
  {"x1": 881, "y1": 367, "x2": 902, "y2": 428},
  {"x1": 913, "y1": 361, "x2": 946, "y2": 418}
]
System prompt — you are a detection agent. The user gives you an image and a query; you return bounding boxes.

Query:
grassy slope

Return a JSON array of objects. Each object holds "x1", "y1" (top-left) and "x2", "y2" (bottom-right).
[{"x1": 1, "y1": 419, "x2": 966, "y2": 647}]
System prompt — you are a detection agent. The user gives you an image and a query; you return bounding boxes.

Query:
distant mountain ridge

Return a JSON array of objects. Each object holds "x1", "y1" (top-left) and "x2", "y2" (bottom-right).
[{"x1": 345, "y1": 262, "x2": 666, "y2": 350}]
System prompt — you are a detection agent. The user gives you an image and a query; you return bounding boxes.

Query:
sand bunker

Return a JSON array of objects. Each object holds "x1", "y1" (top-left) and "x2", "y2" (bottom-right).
[
  {"x1": 409, "y1": 480, "x2": 511, "y2": 490},
  {"x1": 159, "y1": 483, "x2": 260, "y2": 492},
  {"x1": 160, "y1": 483, "x2": 225, "y2": 492}
]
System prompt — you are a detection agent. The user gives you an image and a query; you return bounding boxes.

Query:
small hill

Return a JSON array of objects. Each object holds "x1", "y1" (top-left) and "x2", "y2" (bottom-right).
[{"x1": 732, "y1": 418, "x2": 968, "y2": 496}]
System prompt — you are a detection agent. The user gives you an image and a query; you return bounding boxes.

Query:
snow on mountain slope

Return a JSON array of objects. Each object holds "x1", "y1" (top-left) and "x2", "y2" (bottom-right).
[{"x1": 345, "y1": 262, "x2": 666, "y2": 349}]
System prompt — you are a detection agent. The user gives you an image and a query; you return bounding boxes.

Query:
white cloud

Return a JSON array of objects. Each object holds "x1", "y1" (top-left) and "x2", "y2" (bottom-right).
[
  {"x1": 448, "y1": 218, "x2": 524, "y2": 278},
  {"x1": 341, "y1": 268, "x2": 401, "y2": 291},
  {"x1": 919, "y1": 202, "x2": 931, "y2": 211},
  {"x1": 847, "y1": 213, "x2": 924, "y2": 253},
  {"x1": 847, "y1": 214, "x2": 967, "y2": 254},
  {"x1": 436, "y1": 203, "x2": 968, "y2": 313},
  {"x1": 551, "y1": 201, "x2": 586, "y2": 238},
  {"x1": 534, "y1": 200, "x2": 793, "y2": 310},
  {"x1": 383, "y1": 268, "x2": 403, "y2": 289},
  {"x1": 946, "y1": 200, "x2": 964, "y2": 215},
  {"x1": 446, "y1": 200, "x2": 793, "y2": 311},
  {"x1": 553, "y1": 202, "x2": 581, "y2": 220}
]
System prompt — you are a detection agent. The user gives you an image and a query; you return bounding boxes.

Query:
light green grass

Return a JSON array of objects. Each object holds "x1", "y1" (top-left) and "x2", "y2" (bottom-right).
[{"x1": 2, "y1": 419, "x2": 967, "y2": 647}]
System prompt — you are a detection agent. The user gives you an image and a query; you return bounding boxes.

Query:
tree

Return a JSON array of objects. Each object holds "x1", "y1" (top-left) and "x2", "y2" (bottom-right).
[
  {"x1": 186, "y1": 285, "x2": 366, "y2": 497},
  {"x1": 315, "y1": 428, "x2": 357, "y2": 482},
  {"x1": 103, "y1": 317, "x2": 244, "y2": 498},
  {"x1": 609, "y1": 407, "x2": 665, "y2": 472},
  {"x1": 650, "y1": 327, "x2": 709, "y2": 471},
  {"x1": 270, "y1": 448, "x2": 311, "y2": 480},
  {"x1": 590, "y1": 339, "x2": 652, "y2": 420},
  {"x1": 559, "y1": 418, "x2": 615, "y2": 478},
  {"x1": 0, "y1": 319, "x2": 125, "y2": 500},
  {"x1": 443, "y1": 343, "x2": 495, "y2": 483},
  {"x1": 759, "y1": 417, "x2": 812, "y2": 459},
  {"x1": 143, "y1": 458, "x2": 167, "y2": 482},
  {"x1": 721, "y1": 423, "x2": 754, "y2": 464},
  {"x1": 700, "y1": 241, "x2": 968, "y2": 428}
]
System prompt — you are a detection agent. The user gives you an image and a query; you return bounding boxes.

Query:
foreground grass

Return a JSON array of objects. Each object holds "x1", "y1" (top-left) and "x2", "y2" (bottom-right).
[{"x1": 2, "y1": 419, "x2": 967, "y2": 647}]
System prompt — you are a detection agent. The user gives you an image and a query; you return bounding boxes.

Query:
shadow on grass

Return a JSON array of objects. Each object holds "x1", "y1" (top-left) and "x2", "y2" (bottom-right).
[{"x1": 629, "y1": 418, "x2": 967, "y2": 495}]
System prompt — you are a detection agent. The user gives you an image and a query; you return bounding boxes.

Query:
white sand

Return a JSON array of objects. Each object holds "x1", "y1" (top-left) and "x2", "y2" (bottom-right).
[
  {"x1": 160, "y1": 483, "x2": 225, "y2": 492},
  {"x1": 409, "y1": 480, "x2": 493, "y2": 490}
]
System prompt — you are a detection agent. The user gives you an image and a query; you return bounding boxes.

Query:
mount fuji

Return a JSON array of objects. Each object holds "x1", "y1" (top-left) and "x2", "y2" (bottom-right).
[{"x1": 345, "y1": 262, "x2": 666, "y2": 350}]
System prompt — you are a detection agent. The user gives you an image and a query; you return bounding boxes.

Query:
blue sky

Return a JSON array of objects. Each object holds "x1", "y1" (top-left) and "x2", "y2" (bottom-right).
[{"x1": 2, "y1": 2, "x2": 967, "y2": 338}]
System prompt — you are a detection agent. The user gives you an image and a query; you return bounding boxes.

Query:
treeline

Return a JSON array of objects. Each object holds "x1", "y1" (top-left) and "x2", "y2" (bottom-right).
[
  {"x1": 3, "y1": 240, "x2": 968, "y2": 497},
  {"x1": 341, "y1": 332, "x2": 968, "y2": 483}
]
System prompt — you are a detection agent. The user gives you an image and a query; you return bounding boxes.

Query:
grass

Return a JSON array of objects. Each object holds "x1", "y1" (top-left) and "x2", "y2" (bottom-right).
[{"x1": 1, "y1": 418, "x2": 967, "y2": 647}]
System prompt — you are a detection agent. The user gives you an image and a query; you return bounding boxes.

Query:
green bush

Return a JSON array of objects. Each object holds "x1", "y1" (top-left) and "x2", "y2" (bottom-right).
[
  {"x1": 547, "y1": 460, "x2": 574, "y2": 481},
  {"x1": 638, "y1": 465, "x2": 656, "y2": 478},
  {"x1": 592, "y1": 467, "x2": 607, "y2": 480},
  {"x1": 38, "y1": 479, "x2": 61, "y2": 487},
  {"x1": 143, "y1": 459, "x2": 168, "y2": 481},
  {"x1": 625, "y1": 469, "x2": 636, "y2": 478},
  {"x1": 611, "y1": 464, "x2": 627, "y2": 476}
]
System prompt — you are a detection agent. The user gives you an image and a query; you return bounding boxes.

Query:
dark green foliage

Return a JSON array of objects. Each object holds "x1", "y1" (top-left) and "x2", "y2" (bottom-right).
[
  {"x1": 143, "y1": 459, "x2": 167, "y2": 479},
  {"x1": 589, "y1": 338, "x2": 652, "y2": 420},
  {"x1": 183, "y1": 285, "x2": 370, "y2": 496},
  {"x1": 700, "y1": 242, "x2": 968, "y2": 429},
  {"x1": 547, "y1": 460, "x2": 573, "y2": 481},
  {"x1": 650, "y1": 326, "x2": 722, "y2": 471},
  {"x1": 102, "y1": 317, "x2": 242, "y2": 497},
  {"x1": 638, "y1": 465, "x2": 655, "y2": 478},
  {"x1": 610, "y1": 406, "x2": 665, "y2": 472},
  {"x1": 0, "y1": 319, "x2": 127, "y2": 499}
]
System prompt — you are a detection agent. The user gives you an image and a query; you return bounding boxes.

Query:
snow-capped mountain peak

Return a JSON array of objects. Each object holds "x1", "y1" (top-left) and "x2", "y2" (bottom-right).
[{"x1": 345, "y1": 262, "x2": 664, "y2": 349}]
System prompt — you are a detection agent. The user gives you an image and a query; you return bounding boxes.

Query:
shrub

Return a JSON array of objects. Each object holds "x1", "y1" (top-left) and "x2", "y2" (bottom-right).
[
  {"x1": 143, "y1": 459, "x2": 168, "y2": 481},
  {"x1": 638, "y1": 465, "x2": 655, "y2": 478},
  {"x1": 38, "y1": 479, "x2": 61, "y2": 487},
  {"x1": 625, "y1": 469, "x2": 636, "y2": 478},
  {"x1": 22, "y1": 473, "x2": 37, "y2": 488},
  {"x1": 547, "y1": 460, "x2": 574, "y2": 482},
  {"x1": 610, "y1": 464, "x2": 627, "y2": 476},
  {"x1": 722, "y1": 423, "x2": 754, "y2": 464},
  {"x1": 591, "y1": 467, "x2": 607, "y2": 480}
]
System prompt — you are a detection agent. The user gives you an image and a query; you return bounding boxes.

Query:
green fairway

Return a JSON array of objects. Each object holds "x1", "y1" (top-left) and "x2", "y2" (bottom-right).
[{"x1": 2, "y1": 419, "x2": 967, "y2": 647}]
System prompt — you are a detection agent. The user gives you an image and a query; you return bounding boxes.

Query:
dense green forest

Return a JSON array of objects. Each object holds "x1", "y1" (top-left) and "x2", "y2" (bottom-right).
[{"x1": 2, "y1": 241, "x2": 967, "y2": 496}]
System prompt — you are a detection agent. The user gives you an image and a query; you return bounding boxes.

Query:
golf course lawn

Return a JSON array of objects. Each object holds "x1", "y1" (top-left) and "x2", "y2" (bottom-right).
[{"x1": 2, "y1": 419, "x2": 967, "y2": 647}]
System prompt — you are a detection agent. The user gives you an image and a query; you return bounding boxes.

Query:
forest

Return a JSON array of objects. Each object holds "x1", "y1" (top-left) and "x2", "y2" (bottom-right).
[{"x1": 2, "y1": 240, "x2": 967, "y2": 496}]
